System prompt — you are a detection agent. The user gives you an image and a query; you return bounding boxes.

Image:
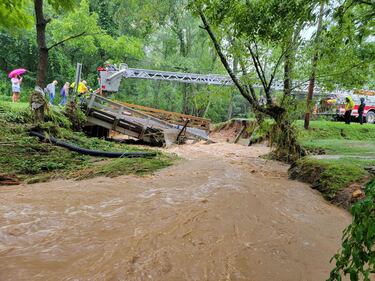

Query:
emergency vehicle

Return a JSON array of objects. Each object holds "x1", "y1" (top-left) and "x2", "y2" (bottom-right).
[{"x1": 316, "y1": 90, "x2": 375, "y2": 124}]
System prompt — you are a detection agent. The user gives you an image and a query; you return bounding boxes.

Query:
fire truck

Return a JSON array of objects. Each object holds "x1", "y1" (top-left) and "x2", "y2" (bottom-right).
[
  {"x1": 338, "y1": 94, "x2": 375, "y2": 124},
  {"x1": 317, "y1": 90, "x2": 375, "y2": 124}
]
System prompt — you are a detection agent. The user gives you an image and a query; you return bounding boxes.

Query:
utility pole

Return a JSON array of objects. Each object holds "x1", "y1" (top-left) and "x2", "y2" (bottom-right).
[{"x1": 72, "y1": 62, "x2": 82, "y2": 101}]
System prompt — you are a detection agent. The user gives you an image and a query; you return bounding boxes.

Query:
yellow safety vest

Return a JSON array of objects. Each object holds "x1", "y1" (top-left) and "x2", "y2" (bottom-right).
[{"x1": 345, "y1": 97, "x2": 355, "y2": 111}]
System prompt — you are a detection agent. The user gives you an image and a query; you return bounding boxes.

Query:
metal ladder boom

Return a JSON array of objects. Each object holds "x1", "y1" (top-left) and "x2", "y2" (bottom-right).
[
  {"x1": 100, "y1": 64, "x2": 325, "y2": 94},
  {"x1": 122, "y1": 68, "x2": 234, "y2": 86}
]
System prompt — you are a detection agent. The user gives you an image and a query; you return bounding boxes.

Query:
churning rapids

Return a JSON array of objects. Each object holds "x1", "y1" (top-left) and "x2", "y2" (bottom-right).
[{"x1": 0, "y1": 143, "x2": 350, "y2": 281}]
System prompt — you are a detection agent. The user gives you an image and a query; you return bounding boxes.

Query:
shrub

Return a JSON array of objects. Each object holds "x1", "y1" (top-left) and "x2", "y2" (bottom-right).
[{"x1": 328, "y1": 179, "x2": 375, "y2": 281}]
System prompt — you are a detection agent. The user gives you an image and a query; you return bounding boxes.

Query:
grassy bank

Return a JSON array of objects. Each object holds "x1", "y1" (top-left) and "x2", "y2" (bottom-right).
[
  {"x1": 0, "y1": 101, "x2": 173, "y2": 184},
  {"x1": 291, "y1": 121, "x2": 375, "y2": 204}
]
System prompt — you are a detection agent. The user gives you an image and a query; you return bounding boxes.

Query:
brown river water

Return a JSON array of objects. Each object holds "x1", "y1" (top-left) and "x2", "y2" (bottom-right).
[{"x1": 0, "y1": 143, "x2": 351, "y2": 281}]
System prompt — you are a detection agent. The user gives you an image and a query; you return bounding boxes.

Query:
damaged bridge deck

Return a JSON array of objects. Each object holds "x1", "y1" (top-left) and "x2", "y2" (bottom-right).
[{"x1": 86, "y1": 94, "x2": 209, "y2": 145}]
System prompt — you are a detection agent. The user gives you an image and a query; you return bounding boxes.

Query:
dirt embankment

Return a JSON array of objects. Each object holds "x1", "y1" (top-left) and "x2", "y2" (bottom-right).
[
  {"x1": 210, "y1": 119, "x2": 255, "y2": 143},
  {"x1": 0, "y1": 142, "x2": 350, "y2": 281}
]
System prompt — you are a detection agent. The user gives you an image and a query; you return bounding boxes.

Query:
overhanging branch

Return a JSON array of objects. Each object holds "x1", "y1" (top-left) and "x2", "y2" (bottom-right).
[
  {"x1": 290, "y1": 62, "x2": 365, "y2": 92},
  {"x1": 47, "y1": 32, "x2": 97, "y2": 51},
  {"x1": 198, "y1": 9, "x2": 254, "y2": 105},
  {"x1": 247, "y1": 45, "x2": 270, "y2": 102}
]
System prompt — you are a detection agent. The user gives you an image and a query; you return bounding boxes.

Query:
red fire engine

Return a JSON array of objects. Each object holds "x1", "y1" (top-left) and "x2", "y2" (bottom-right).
[
  {"x1": 317, "y1": 90, "x2": 375, "y2": 124},
  {"x1": 337, "y1": 94, "x2": 375, "y2": 124}
]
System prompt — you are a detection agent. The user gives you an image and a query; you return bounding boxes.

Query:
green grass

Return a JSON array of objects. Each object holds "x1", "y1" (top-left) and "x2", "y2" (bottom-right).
[
  {"x1": 0, "y1": 101, "x2": 173, "y2": 184},
  {"x1": 292, "y1": 120, "x2": 375, "y2": 203},
  {"x1": 296, "y1": 120, "x2": 375, "y2": 141},
  {"x1": 301, "y1": 139, "x2": 375, "y2": 156},
  {"x1": 292, "y1": 157, "x2": 373, "y2": 200}
]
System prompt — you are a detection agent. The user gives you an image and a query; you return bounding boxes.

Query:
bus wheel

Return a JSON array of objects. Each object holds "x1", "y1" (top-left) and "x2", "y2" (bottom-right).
[{"x1": 366, "y1": 111, "x2": 375, "y2": 124}]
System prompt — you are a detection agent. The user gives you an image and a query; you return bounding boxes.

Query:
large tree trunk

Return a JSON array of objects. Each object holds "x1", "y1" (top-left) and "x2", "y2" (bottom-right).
[
  {"x1": 271, "y1": 115, "x2": 306, "y2": 162},
  {"x1": 304, "y1": 2, "x2": 324, "y2": 130},
  {"x1": 34, "y1": 0, "x2": 48, "y2": 87}
]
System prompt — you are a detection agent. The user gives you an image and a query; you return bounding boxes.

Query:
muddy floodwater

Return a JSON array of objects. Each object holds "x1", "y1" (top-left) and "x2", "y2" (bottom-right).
[{"x1": 0, "y1": 143, "x2": 351, "y2": 281}]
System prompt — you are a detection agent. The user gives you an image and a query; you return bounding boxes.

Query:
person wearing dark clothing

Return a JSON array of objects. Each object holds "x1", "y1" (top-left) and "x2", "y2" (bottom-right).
[{"x1": 358, "y1": 97, "x2": 366, "y2": 125}]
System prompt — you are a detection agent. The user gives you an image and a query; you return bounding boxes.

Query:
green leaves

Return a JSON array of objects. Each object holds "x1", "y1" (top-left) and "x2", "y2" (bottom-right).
[
  {"x1": 328, "y1": 179, "x2": 375, "y2": 281},
  {"x1": 99, "y1": 34, "x2": 144, "y2": 61},
  {"x1": 48, "y1": 0, "x2": 101, "y2": 55},
  {"x1": 0, "y1": 0, "x2": 33, "y2": 29},
  {"x1": 46, "y1": 0, "x2": 75, "y2": 10}
]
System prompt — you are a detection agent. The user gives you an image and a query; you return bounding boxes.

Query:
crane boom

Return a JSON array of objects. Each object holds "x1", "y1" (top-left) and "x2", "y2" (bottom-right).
[
  {"x1": 98, "y1": 63, "x2": 325, "y2": 95},
  {"x1": 123, "y1": 68, "x2": 234, "y2": 86}
]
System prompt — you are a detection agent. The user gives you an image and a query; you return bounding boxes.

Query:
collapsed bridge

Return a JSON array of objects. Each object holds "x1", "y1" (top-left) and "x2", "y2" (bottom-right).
[
  {"x1": 83, "y1": 63, "x2": 336, "y2": 145},
  {"x1": 85, "y1": 94, "x2": 210, "y2": 146}
]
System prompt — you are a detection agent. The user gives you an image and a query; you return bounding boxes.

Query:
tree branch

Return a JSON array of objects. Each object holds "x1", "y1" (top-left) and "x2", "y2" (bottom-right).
[
  {"x1": 247, "y1": 45, "x2": 271, "y2": 103},
  {"x1": 198, "y1": 9, "x2": 254, "y2": 105},
  {"x1": 358, "y1": 0, "x2": 373, "y2": 5},
  {"x1": 254, "y1": 42, "x2": 267, "y2": 85},
  {"x1": 290, "y1": 62, "x2": 365, "y2": 92},
  {"x1": 239, "y1": 58, "x2": 258, "y2": 102},
  {"x1": 268, "y1": 48, "x2": 287, "y2": 93},
  {"x1": 47, "y1": 32, "x2": 88, "y2": 51}
]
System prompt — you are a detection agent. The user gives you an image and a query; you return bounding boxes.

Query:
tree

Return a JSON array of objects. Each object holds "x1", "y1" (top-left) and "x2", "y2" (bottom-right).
[
  {"x1": 190, "y1": 0, "x2": 319, "y2": 160},
  {"x1": 328, "y1": 178, "x2": 375, "y2": 281},
  {"x1": 34, "y1": 0, "x2": 76, "y2": 87},
  {"x1": 311, "y1": 0, "x2": 375, "y2": 90}
]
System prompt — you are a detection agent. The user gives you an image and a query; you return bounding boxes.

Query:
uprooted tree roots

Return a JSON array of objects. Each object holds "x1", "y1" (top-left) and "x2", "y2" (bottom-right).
[{"x1": 268, "y1": 119, "x2": 306, "y2": 163}]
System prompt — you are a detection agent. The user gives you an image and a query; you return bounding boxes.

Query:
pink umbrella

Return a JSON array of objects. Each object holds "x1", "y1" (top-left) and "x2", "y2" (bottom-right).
[{"x1": 8, "y1": 68, "x2": 27, "y2": 78}]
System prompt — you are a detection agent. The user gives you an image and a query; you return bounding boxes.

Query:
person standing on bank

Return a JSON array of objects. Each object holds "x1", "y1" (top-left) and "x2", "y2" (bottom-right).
[
  {"x1": 60, "y1": 82, "x2": 70, "y2": 106},
  {"x1": 45, "y1": 80, "x2": 58, "y2": 105},
  {"x1": 11, "y1": 75, "x2": 22, "y2": 102},
  {"x1": 77, "y1": 80, "x2": 89, "y2": 104},
  {"x1": 344, "y1": 96, "x2": 355, "y2": 124},
  {"x1": 358, "y1": 97, "x2": 366, "y2": 125}
]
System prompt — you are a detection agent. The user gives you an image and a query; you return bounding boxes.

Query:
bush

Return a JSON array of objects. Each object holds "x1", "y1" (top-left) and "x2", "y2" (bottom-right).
[
  {"x1": 328, "y1": 178, "x2": 375, "y2": 281},
  {"x1": 0, "y1": 101, "x2": 31, "y2": 123}
]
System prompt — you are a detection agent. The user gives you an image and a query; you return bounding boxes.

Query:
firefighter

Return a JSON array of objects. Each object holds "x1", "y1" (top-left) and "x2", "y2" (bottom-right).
[
  {"x1": 358, "y1": 97, "x2": 366, "y2": 125},
  {"x1": 70, "y1": 80, "x2": 89, "y2": 104},
  {"x1": 344, "y1": 96, "x2": 355, "y2": 124}
]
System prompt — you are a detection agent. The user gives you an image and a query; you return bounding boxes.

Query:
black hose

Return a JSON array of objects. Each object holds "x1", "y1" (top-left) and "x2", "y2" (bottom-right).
[{"x1": 30, "y1": 131, "x2": 156, "y2": 158}]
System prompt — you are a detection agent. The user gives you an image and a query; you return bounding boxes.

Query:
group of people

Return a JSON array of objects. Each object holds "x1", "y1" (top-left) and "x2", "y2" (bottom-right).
[
  {"x1": 44, "y1": 80, "x2": 89, "y2": 106},
  {"x1": 11, "y1": 75, "x2": 90, "y2": 106},
  {"x1": 344, "y1": 96, "x2": 366, "y2": 125}
]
